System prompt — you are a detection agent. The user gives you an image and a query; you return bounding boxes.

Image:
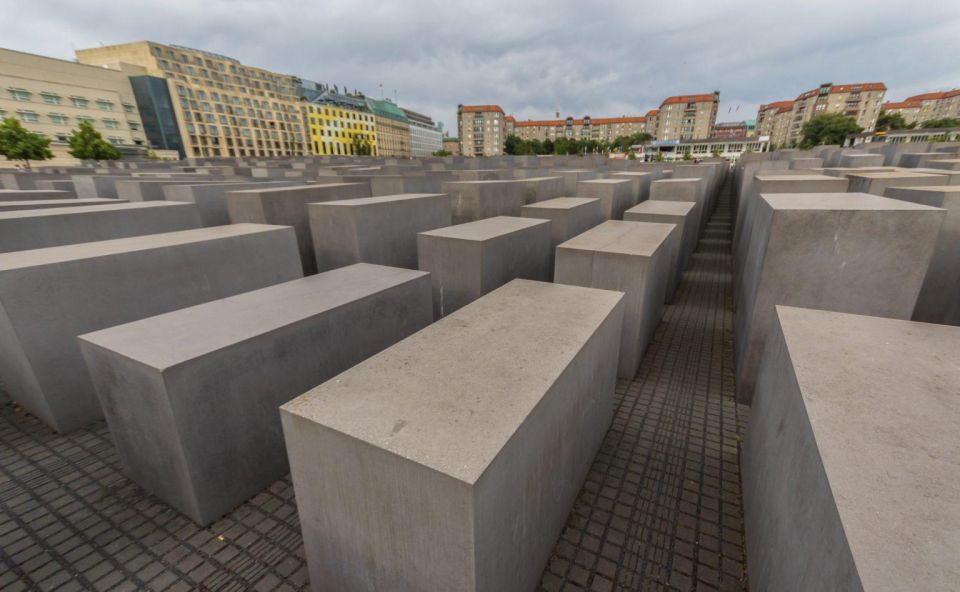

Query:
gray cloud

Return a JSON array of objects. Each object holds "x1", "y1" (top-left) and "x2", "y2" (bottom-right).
[{"x1": 5, "y1": 0, "x2": 960, "y2": 133}]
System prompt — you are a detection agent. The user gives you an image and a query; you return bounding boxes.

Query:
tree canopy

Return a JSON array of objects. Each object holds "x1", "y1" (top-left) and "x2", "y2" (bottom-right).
[
  {"x1": 67, "y1": 121, "x2": 121, "y2": 161},
  {"x1": 875, "y1": 110, "x2": 914, "y2": 132},
  {"x1": 919, "y1": 117, "x2": 960, "y2": 129},
  {"x1": 800, "y1": 113, "x2": 863, "y2": 148},
  {"x1": 503, "y1": 132, "x2": 651, "y2": 156},
  {"x1": 0, "y1": 117, "x2": 53, "y2": 168}
]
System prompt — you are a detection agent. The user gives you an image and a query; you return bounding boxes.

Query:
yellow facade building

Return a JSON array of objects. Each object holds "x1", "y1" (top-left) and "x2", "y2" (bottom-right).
[{"x1": 302, "y1": 94, "x2": 377, "y2": 156}]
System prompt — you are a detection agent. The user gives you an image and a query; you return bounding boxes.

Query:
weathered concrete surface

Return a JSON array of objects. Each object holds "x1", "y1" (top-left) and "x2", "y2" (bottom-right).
[
  {"x1": 845, "y1": 171, "x2": 944, "y2": 195},
  {"x1": 0, "y1": 224, "x2": 302, "y2": 433},
  {"x1": 624, "y1": 200, "x2": 696, "y2": 298},
  {"x1": 440, "y1": 180, "x2": 526, "y2": 224},
  {"x1": 898, "y1": 152, "x2": 952, "y2": 169},
  {"x1": 884, "y1": 185, "x2": 960, "y2": 324},
  {"x1": 928, "y1": 158, "x2": 960, "y2": 171},
  {"x1": 734, "y1": 193, "x2": 944, "y2": 404},
  {"x1": 309, "y1": 193, "x2": 451, "y2": 271},
  {"x1": 611, "y1": 172, "x2": 653, "y2": 205},
  {"x1": 0, "y1": 202, "x2": 201, "y2": 253},
  {"x1": 743, "y1": 306, "x2": 960, "y2": 592},
  {"x1": 516, "y1": 176, "x2": 565, "y2": 204},
  {"x1": 417, "y1": 216, "x2": 551, "y2": 318},
  {"x1": 0, "y1": 189, "x2": 73, "y2": 201},
  {"x1": 551, "y1": 169, "x2": 598, "y2": 194},
  {"x1": 0, "y1": 198, "x2": 125, "y2": 212},
  {"x1": 79, "y1": 264, "x2": 431, "y2": 525},
  {"x1": 225, "y1": 183, "x2": 371, "y2": 274},
  {"x1": 577, "y1": 178, "x2": 636, "y2": 220},
  {"x1": 115, "y1": 179, "x2": 232, "y2": 202},
  {"x1": 163, "y1": 181, "x2": 298, "y2": 226},
  {"x1": 788, "y1": 157, "x2": 823, "y2": 170},
  {"x1": 521, "y1": 197, "x2": 604, "y2": 278},
  {"x1": 280, "y1": 279, "x2": 625, "y2": 592},
  {"x1": 649, "y1": 178, "x2": 704, "y2": 233},
  {"x1": 556, "y1": 220, "x2": 676, "y2": 378},
  {"x1": 838, "y1": 153, "x2": 884, "y2": 168}
]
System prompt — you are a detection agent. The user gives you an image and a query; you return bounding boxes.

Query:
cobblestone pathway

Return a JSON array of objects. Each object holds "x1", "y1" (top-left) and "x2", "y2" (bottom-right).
[{"x1": 0, "y1": 182, "x2": 748, "y2": 591}]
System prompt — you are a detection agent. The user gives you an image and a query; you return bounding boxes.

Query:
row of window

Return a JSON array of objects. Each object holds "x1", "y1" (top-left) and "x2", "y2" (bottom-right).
[
  {"x1": 0, "y1": 108, "x2": 137, "y2": 130},
  {"x1": 6, "y1": 89, "x2": 134, "y2": 113}
]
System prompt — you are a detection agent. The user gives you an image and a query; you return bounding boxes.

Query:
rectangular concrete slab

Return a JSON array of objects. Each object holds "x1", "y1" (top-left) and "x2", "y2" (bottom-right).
[
  {"x1": 744, "y1": 306, "x2": 960, "y2": 592},
  {"x1": 163, "y1": 181, "x2": 298, "y2": 226},
  {"x1": 516, "y1": 176, "x2": 565, "y2": 204},
  {"x1": 845, "y1": 171, "x2": 944, "y2": 195},
  {"x1": 0, "y1": 198, "x2": 126, "y2": 212},
  {"x1": 624, "y1": 200, "x2": 696, "y2": 298},
  {"x1": 0, "y1": 202, "x2": 202, "y2": 253},
  {"x1": 884, "y1": 185, "x2": 960, "y2": 324},
  {"x1": 0, "y1": 224, "x2": 303, "y2": 433},
  {"x1": 734, "y1": 193, "x2": 944, "y2": 404},
  {"x1": 78, "y1": 264, "x2": 431, "y2": 525},
  {"x1": 0, "y1": 189, "x2": 73, "y2": 201},
  {"x1": 440, "y1": 180, "x2": 526, "y2": 224},
  {"x1": 649, "y1": 178, "x2": 704, "y2": 232},
  {"x1": 576, "y1": 178, "x2": 635, "y2": 220},
  {"x1": 520, "y1": 197, "x2": 604, "y2": 277},
  {"x1": 309, "y1": 193, "x2": 451, "y2": 271},
  {"x1": 225, "y1": 183, "x2": 371, "y2": 274},
  {"x1": 556, "y1": 220, "x2": 676, "y2": 377},
  {"x1": 417, "y1": 216, "x2": 551, "y2": 318},
  {"x1": 280, "y1": 279, "x2": 625, "y2": 592}
]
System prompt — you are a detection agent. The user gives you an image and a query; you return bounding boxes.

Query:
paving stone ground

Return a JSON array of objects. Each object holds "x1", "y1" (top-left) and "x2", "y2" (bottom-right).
[{"x1": 0, "y1": 179, "x2": 748, "y2": 591}]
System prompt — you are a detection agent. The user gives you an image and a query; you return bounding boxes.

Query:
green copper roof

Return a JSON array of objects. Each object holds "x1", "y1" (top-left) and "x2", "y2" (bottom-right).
[{"x1": 365, "y1": 98, "x2": 410, "y2": 123}]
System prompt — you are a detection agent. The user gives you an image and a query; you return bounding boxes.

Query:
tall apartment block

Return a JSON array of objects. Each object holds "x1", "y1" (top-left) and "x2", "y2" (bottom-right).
[
  {"x1": 881, "y1": 90, "x2": 960, "y2": 126},
  {"x1": 510, "y1": 115, "x2": 648, "y2": 143},
  {"x1": 457, "y1": 104, "x2": 506, "y2": 156},
  {"x1": 652, "y1": 92, "x2": 720, "y2": 141},
  {"x1": 301, "y1": 90, "x2": 378, "y2": 156},
  {"x1": 0, "y1": 48, "x2": 148, "y2": 161},
  {"x1": 76, "y1": 41, "x2": 308, "y2": 158},
  {"x1": 403, "y1": 108, "x2": 442, "y2": 156},
  {"x1": 756, "y1": 82, "x2": 886, "y2": 147}
]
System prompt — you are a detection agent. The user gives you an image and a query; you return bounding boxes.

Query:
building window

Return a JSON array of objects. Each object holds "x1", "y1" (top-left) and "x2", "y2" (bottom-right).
[
  {"x1": 95, "y1": 100, "x2": 113, "y2": 111},
  {"x1": 77, "y1": 116, "x2": 94, "y2": 124},
  {"x1": 103, "y1": 119, "x2": 119, "y2": 129},
  {"x1": 19, "y1": 111, "x2": 39, "y2": 122},
  {"x1": 9, "y1": 89, "x2": 31, "y2": 101},
  {"x1": 40, "y1": 92, "x2": 60, "y2": 105},
  {"x1": 48, "y1": 114, "x2": 68, "y2": 125},
  {"x1": 129, "y1": 122, "x2": 140, "y2": 131}
]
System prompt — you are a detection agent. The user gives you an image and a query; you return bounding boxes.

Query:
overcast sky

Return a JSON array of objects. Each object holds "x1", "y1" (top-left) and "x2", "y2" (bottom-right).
[{"x1": 5, "y1": 0, "x2": 960, "y2": 134}]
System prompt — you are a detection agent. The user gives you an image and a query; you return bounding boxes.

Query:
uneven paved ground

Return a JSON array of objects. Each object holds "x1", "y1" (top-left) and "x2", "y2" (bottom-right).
[
  {"x1": 0, "y1": 181, "x2": 748, "y2": 591},
  {"x1": 538, "y1": 185, "x2": 749, "y2": 592}
]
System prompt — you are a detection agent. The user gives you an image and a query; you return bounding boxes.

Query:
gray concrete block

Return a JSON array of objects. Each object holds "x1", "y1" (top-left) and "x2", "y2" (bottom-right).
[
  {"x1": 163, "y1": 181, "x2": 298, "y2": 226},
  {"x1": 897, "y1": 152, "x2": 951, "y2": 169},
  {"x1": 309, "y1": 193, "x2": 451, "y2": 271},
  {"x1": 0, "y1": 189, "x2": 73, "y2": 201},
  {"x1": 115, "y1": 179, "x2": 230, "y2": 202},
  {"x1": 79, "y1": 264, "x2": 431, "y2": 525},
  {"x1": 0, "y1": 224, "x2": 302, "y2": 433},
  {"x1": 884, "y1": 185, "x2": 960, "y2": 324},
  {"x1": 838, "y1": 153, "x2": 884, "y2": 168},
  {"x1": 788, "y1": 157, "x2": 823, "y2": 170},
  {"x1": 556, "y1": 220, "x2": 676, "y2": 377},
  {"x1": 928, "y1": 158, "x2": 960, "y2": 171},
  {"x1": 516, "y1": 176, "x2": 565, "y2": 204},
  {"x1": 417, "y1": 216, "x2": 551, "y2": 318},
  {"x1": 576, "y1": 178, "x2": 635, "y2": 220},
  {"x1": 743, "y1": 306, "x2": 960, "y2": 592},
  {"x1": 649, "y1": 178, "x2": 704, "y2": 232},
  {"x1": 0, "y1": 198, "x2": 124, "y2": 212},
  {"x1": 0, "y1": 202, "x2": 201, "y2": 253},
  {"x1": 610, "y1": 172, "x2": 653, "y2": 205},
  {"x1": 734, "y1": 193, "x2": 944, "y2": 404},
  {"x1": 550, "y1": 169, "x2": 597, "y2": 194},
  {"x1": 624, "y1": 200, "x2": 696, "y2": 298},
  {"x1": 280, "y1": 279, "x2": 625, "y2": 592},
  {"x1": 440, "y1": 180, "x2": 526, "y2": 224},
  {"x1": 226, "y1": 183, "x2": 371, "y2": 274},
  {"x1": 845, "y1": 171, "x2": 944, "y2": 195},
  {"x1": 521, "y1": 197, "x2": 604, "y2": 277}
]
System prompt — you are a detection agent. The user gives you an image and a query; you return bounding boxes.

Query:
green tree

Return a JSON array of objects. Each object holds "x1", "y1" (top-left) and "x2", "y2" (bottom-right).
[
  {"x1": 875, "y1": 110, "x2": 913, "y2": 131},
  {"x1": 432, "y1": 149, "x2": 452, "y2": 157},
  {"x1": 67, "y1": 121, "x2": 122, "y2": 161},
  {"x1": 654, "y1": 151, "x2": 665, "y2": 162},
  {"x1": 627, "y1": 152, "x2": 637, "y2": 160},
  {"x1": 0, "y1": 117, "x2": 53, "y2": 169},
  {"x1": 682, "y1": 150, "x2": 693, "y2": 161},
  {"x1": 920, "y1": 117, "x2": 960, "y2": 129},
  {"x1": 350, "y1": 135, "x2": 373, "y2": 156},
  {"x1": 800, "y1": 113, "x2": 863, "y2": 148},
  {"x1": 504, "y1": 134, "x2": 522, "y2": 155}
]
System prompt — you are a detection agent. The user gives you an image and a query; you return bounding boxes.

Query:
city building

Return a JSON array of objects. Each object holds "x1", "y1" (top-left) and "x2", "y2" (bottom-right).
[
  {"x1": 441, "y1": 135, "x2": 461, "y2": 155},
  {"x1": 756, "y1": 82, "x2": 886, "y2": 147},
  {"x1": 510, "y1": 115, "x2": 647, "y2": 143},
  {"x1": 365, "y1": 98, "x2": 411, "y2": 157},
  {"x1": 0, "y1": 47, "x2": 148, "y2": 161},
  {"x1": 881, "y1": 90, "x2": 960, "y2": 126},
  {"x1": 654, "y1": 92, "x2": 720, "y2": 141},
  {"x1": 76, "y1": 41, "x2": 308, "y2": 158},
  {"x1": 755, "y1": 100, "x2": 793, "y2": 142},
  {"x1": 644, "y1": 136, "x2": 769, "y2": 160},
  {"x1": 403, "y1": 108, "x2": 442, "y2": 156},
  {"x1": 457, "y1": 104, "x2": 506, "y2": 157},
  {"x1": 302, "y1": 90, "x2": 377, "y2": 156},
  {"x1": 712, "y1": 120, "x2": 749, "y2": 139},
  {"x1": 644, "y1": 110, "x2": 659, "y2": 136}
]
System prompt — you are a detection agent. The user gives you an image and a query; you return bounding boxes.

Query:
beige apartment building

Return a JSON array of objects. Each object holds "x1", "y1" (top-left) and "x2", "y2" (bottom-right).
[
  {"x1": 510, "y1": 115, "x2": 647, "y2": 143},
  {"x1": 755, "y1": 100, "x2": 793, "y2": 141},
  {"x1": 757, "y1": 82, "x2": 886, "y2": 147},
  {"x1": 654, "y1": 92, "x2": 720, "y2": 141},
  {"x1": 0, "y1": 47, "x2": 146, "y2": 163},
  {"x1": 881, "y1": 90, "x2": 960, "y2": 126},
  {"x1": 457, "y1": 104, "x2": 505, "y2": 156},
  {"x1": 76, "y1": 41, "x2": 307, "y2": 158},
  {"x1": 644, "y1": 110, "x2": 659, "y2": 136}
]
